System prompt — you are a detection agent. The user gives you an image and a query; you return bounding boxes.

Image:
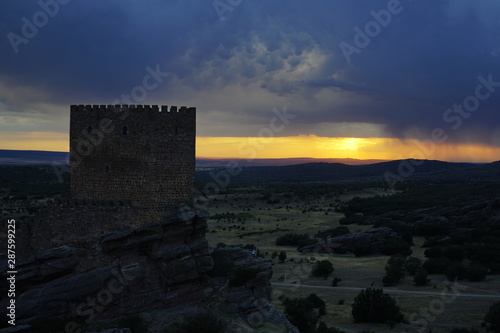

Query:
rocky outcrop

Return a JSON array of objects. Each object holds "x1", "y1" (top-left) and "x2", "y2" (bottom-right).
[
  {"x1": 300, "y1": 227, "x2": 398, "y2": 254},
  {"x1": 0, "y1": 209, "x2": 214, "y2": 324},
  {"x1": 0, "y1": 209, "x2": 297, "y2": 332},
  {"x1": 209, "y1": 246, "x2": 273, "y2": 313}
]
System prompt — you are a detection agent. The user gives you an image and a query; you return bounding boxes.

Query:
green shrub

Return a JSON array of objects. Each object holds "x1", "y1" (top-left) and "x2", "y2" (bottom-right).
[
  {"x1": 484, "y1": 301, "x2": 500, "y2": 333},
  {"x1": 424, "y1": 246, "x2": 443, "y2": 258},
  {"x1": 444, "y1": 245, "x2": 467, "y2": 261},
  {"x1": 330, "y1": 226, "x2": 350, "y2": 237},
  {"x1": 381, "y1": 238, "x2": 412, "y2": 256},
  {"x1": 385, "y1": 255, "x2": 407, "y2": 282},
  {"x1": 276, "y1": 233, "x2": 310, "y2": 246},
  {"x1": 353, "y1": 244, "x2": 373, "y2": 257},
  {"x1": 382, "y1": 273, "x2": 399, "y2": 286},
  {"x1": 449, "y1": 328, "x2": 480, "y2": 333},
  {"x1": 405, "y1": 257, "x2": 422, "y2": 275},
  {"x1": 414, "y1": 223, "x2": 447, "y2": 237},
  {"x1": 445, "y1": 262, "x2": 467, "y2": 281},
  {"x1": 332, "y1": 276, "x2": 342, "y2": 286},
  {"x1": 339, "y1": 214, "x2": 364, "y2": 225},
  {"x1": 306, "y1": 293, "x2": 326, "y2": 316},
  {"x1": 423, "y1": 257, "x2": 450, "y2": 274},
  {"x1": 297, "y1": 238, "x2": 318, "y2": 249},
  {"x1": 414, "y1": 268, "x2": 429, "y2": 286},
  {"x1": 467, "y1": 263, "x2": 488, "y2": 282},
  {"x1": 312, "y1": 260, "x2": 335, "y2": 279},
  {"x1": 284, "y1": 298, "x2": 318, "y2": 333},
  {"x1": 352, "y1": 288, "x2": 403, "y2": 325}
]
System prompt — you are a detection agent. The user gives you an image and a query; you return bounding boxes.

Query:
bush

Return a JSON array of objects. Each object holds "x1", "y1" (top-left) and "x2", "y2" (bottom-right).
[
  {"x1": 484, "y1": 301, "x2": 500, "y2": 333},
  {"x1": 279, "y1": 251, "x2": 287, "y2": 263},
  {"x1": 444, "y1": 245, "x2": 466, "y2": 261},
  {"x1": 445, "y1": 262, "x2": 467, "y2": 281},
  {"x1": 352, "y1": 288, "x2": 403, "y2": 325},
  {"x1": 276, "y1": 233, "x2": 310, "y2": 246},
  {"x1": 382, "y1": 273, "x2": 399, "y2": 286},
  {"x1": 467, "y1": 263, "x2": 488, "y2": 282},
  {"x1": 449, "y1": 328, "x2": 480, "y2": 333},
  {"x1": 312, "y1": 260, "x2": 335, "y2": 279},
  {"x1": 339, "y1": 214, "x2": 364, "y2": 225},
  {"x1": 405, "y1": 257, "x2": 422, "y2": 275},
  {"x1": 353, "y1": 244, "x2": 373, "y2": 257},
  {"x1": 414, "y1": 268, "x2": 429, "y2": 286},
  {"x1": 385, "y1": 255, "x2": 407, "y2": 283},
  {"x1": 297, "y1": 238, "x2": 318, "y2": 249},
  {"x1": 284, "y1": 298, "x2": 319, "y2": 333},
  {"x1": 306, "y1": 293, "x2": 326, "y2": 316},
  {"x1": 414, "y1": 223, "x2": 447, "y2": 237},
  {"x1": 381, "y1": 238, "x2": 412, "y2": 256},
  {"x1": 332, "y1": 276, "x2": 342, "y2": 286},
  {"x1": 330, "y1": 226, "x2": 351, "y2": 237},
  {"x1": 317, "y1": 321, "x2": 345, "y2": 333},
  {"x1": 424, "y1": 246, "x2": 443, "y2": 258},
  {"x1": 423, "y1": 257, "x2": 450, "y2": 274}
]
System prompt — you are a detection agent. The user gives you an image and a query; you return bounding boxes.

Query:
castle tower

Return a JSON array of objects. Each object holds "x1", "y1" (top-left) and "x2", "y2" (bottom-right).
[{"x1": 69, "y1": 104, "x2": 196, "y2": 214}]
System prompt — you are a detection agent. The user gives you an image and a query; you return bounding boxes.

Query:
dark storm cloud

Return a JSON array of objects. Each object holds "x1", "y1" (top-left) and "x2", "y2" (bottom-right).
[{"x1": 0, "y1": 0, "x2": 499, "y2": 145}]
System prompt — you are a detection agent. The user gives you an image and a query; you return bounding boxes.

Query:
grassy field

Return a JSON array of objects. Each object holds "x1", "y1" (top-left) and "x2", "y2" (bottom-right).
[{"x1": 204, "y1": 185, "x2": 500, "y2": 333}]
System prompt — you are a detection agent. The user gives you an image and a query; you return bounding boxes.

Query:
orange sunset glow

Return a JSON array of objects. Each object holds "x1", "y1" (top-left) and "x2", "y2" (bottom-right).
[{"x1": 3, "y1": 132, "x2": 498, "y2": 163}]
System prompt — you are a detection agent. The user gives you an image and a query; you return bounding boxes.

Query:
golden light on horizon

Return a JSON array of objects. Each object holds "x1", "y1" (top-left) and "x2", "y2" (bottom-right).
[{"x1": 1, "y1": 132, "x2": 499, "y2": 163}]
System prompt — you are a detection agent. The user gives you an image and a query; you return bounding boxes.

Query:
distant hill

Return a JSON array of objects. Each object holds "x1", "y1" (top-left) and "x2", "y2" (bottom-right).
[
  {"x1": 3, "y1": 150, "x2": 498, "y2": 184},
  {"x1": 196, "y1": 157, "x2": 388, "y2": 167},
  {"x1": 196, "y1": 159, "x2": 500, "y2": 184},
  {"x1": 0, "y1": 150, "x2": 386, "y2": 167},
  {"x1": 0, "y1": 150, "x2": 69, "y2": 165}
]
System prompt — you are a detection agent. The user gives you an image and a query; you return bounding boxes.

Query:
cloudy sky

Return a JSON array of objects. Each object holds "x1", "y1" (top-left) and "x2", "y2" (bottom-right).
[{"x1": 1, "y1": 0, "x2": 500, "y2": 162}]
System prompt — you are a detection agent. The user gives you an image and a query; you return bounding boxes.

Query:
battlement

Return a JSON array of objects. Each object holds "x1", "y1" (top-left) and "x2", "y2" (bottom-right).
[
  {"x1": 70, "y1": 104, "x2": 196, "y2": 114},
  {"x1": 69, "y1": 102, "x2": 196, "y2": 218}
]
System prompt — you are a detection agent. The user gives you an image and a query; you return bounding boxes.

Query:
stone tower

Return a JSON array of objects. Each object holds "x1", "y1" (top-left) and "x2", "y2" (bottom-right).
[{"x1": 69, "y1": 104, "x2": 196, "y2": 217}]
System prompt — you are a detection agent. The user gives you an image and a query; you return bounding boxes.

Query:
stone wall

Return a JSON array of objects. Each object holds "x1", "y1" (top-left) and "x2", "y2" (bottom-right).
[{"x1": 69, "y1": 104, "x2": 195, "y2": 213}]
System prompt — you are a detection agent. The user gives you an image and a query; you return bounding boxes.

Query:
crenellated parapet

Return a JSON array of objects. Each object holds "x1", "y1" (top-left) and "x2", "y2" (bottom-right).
[{"x1": 70, "y1": 104, "x2": 196, "y2": 114}]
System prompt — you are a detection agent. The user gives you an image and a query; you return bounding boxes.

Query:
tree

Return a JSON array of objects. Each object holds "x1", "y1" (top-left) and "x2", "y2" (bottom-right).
[
  {"x1": 352, "y1": 288, "x2": 403, "y2": 325},
  {"x1": 284, "y1": 298, "x2": 318, "y2": 333},
  {"x1": 312, "y1": 260, "x2": 335, "y2": 279},
  {"x1": 484, "y1": 301, "x2": 500, "y2": 333},
  {"x1": 306, "y1": 293, "x2": 326, "y2": 316},
  {"x1": 279, "y1": 251, "x2": 287, "y2": 263},
  {"x1": 271, "y1": 251, "x2": 278, "y2": 260},
  {"x1": 445, "y1": 262, "x2": 466, "y2": 281},
  {"x1": 405, "y1": 256, "x2": 422, "y2": 275},
  {"x1": 332, "y1": 277, "x2": 342, "y2": 287},
  {"x1": 383, "y1": 255, "x2": 406, "y2": 285},
  {"x1": 381, "y1": 238, "x2": 412, "y2": 256},
  {"x1": 467, "y1": 263, "x2": 488, "y2": 282},
  {"x1": 414, "y1": 268, "x2": 429, "y2": 286},
  {"x1": 423, "y1": 257, "x2": 450, "y2": 274}
]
